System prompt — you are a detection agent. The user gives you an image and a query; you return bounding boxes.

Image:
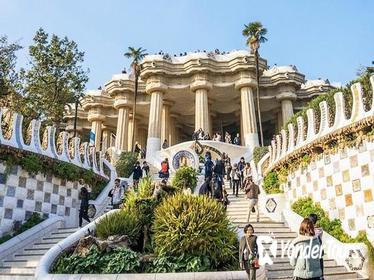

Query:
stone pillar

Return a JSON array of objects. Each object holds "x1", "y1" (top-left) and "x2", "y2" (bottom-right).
[
  {"x1": 87, "y1": 111, "x2": 105, "y2": 150},
  {"x1": 276, "y1": 90, "x2": 297, "y2": 126},
  {"x1": 236, "y1": 78, "x2": 259, "y2": 147},
  {"x1": 191, "y1": 75, "x2": 212, "y2": 134},
  {"x1": 102, "y1": 128, "x2": 112, "y2": 152},
  {"x1": 161, "y1": 102, "x2": 172, "y2": 146},
  {"x1": 127, "y1": 116, "x2": 138, "y2": 152},
  {"x1": 115, "y1": 106, "x2": 130, "y2": 151},
  {"x1": 169, "y1": 114, "x2": 178, "y2": 146}
]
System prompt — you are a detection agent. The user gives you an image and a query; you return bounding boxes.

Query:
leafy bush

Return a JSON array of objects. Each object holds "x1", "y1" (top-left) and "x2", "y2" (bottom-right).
[
  {"x1": 292, "y1": 197, "x2": 374, "y2": 263},
  {"x1": 53, "y1": 162, "x2": 80, "y2": 181},
  {"x1": 137, "y1": 176, "x2": 154, "y2": 198},
  {"x1": 19, "y1": 154, "x2": 43, "y2": 175},
  {"x1": 51, "y1": 245, "x2": 140, "y2": 274},
  {"x1": 115, "y1": 152, "x2": 138, "y2": 178},
  {"x1": 153, "y1": 193, "x2": 238, "y2": 268},
  {"x1": 0, "y1": 212, "x2": 44, "y2": 245},
  {"x1": 171, "y1": 166, "x2": 198, "y2": 192},
  {"x1": 263, "y1": 171, "x2": 282, "y2": 194},
  {"x1": 145, "y1": 253, "x2": 212, "y2": 273},
  {"x1": 95, "y1": 210, "x2": 141, "y2": 242},
  {"x1": 253, "y1": 146, "x2": 268, "y2": 166}
]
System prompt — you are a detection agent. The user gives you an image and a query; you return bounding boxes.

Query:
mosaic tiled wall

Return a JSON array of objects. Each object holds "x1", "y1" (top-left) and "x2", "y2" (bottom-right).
[
  {"x1": 0, "y1": 162, "x2": 80, "y2": 236},
  {"x1": 284, "y1": 140, "x2": 374, "y2": 237}
]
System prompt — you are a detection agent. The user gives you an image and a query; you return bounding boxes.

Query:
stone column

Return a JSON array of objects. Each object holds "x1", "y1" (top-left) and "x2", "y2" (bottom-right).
[
  {"x1": 191, "y1": 75, "x2": 212, "y2": 134},
  {"x1": 114, "y1": 106, "x2": 130, "y2": 151},
  {"x1": 102, "y1": 128, "x2": 112, "y2": 152},
  {"x1": 127, "y1": 115, "x2": 138, "y2": 152},
  {"x1": 146, "y1": 79, "x2": 167, "y2": 159},
  {"x1": 161, "y1": 102, "x2": 172, "y2": 146},
  {"x1": 169, "y1": 114, "x2": 178, "y2": 146},
  {"x1": 236, "y1": 78, "x2": 259, "y2": 147},
  {"x1": 276, "y1": 90, "x2": 297, "y2": 126},
  {"x1": 87, "y1": 112, "x2": 105, "y2": 150}
]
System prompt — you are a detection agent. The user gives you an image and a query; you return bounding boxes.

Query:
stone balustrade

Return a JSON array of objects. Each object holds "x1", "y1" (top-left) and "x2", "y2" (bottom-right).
[
  {"x1": 0, "y1": 108, "x2": 111, "y2": 179},
  {"x1": 267, "y1": 75, "x2": 374, "y2": 171}
]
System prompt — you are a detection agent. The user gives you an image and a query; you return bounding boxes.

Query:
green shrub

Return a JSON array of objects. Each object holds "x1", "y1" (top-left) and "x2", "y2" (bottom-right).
[
  {"x1": 51, "y1": 245, "x2": 140, "y2": 274},
  {"x1": 137, "y1": 176, "x2": 154, "y2": 198},
  {"x1": 171, "y1": 166, "x2": 198, "y2": 192},
  {"x1": 96, "y1": 210, "x2": 141, "y2": 242},
  {"x1": 146, "y1": 253, "x2": 212, "y2": 273},
  {"x1": 53, "y1": 162, "x2": 80, "y2": 181},
  {"x1": 292, "y1": 197, "x2": 374, "y2": 264},
  {"x1": 19, "y1": 154, "x2": 43, "y2": 175},
  {"x1": 0, "y1": 234, "x2": 12, "y2": 245},
  {"x1": 115, "y1": 152, "x2": 138, "y2": 178},
  {"x1": 153, "y1": 193, "x2": 238, "y2": 268},
  {"x1": 253, "y1": 146, "x2": 268, "y2": 166},
  {"x1": 263, "y1": 171, "x2": 282, "y2": 194}
]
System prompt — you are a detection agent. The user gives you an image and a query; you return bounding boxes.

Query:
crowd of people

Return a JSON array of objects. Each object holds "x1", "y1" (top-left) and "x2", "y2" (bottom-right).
[{"x1": 192, "y1": 128, "x2": 241, "y2": 145}]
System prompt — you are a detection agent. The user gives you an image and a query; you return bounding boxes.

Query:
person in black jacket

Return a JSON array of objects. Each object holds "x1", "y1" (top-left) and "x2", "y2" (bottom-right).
[
  {"x1": 79, "y1": 186, "x2": 90, "y2": 227},
  {"x1": 132, "y1": 161, "x2": 142, "y2": 191}
]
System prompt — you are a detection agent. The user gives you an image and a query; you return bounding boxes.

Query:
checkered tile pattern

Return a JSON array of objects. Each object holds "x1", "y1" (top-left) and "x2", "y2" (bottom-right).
[
  {"x1": 0, "y1": 162, "x2": 79, "y2": 235},
  {"x1": 284, "y1": 140, "x2": 374, "y2": 237}
]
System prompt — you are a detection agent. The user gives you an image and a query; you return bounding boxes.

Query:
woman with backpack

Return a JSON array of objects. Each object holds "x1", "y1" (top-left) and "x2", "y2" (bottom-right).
[
  {"x1": 159, "y1": 158, "x2": 170, "y2": 180},
  {"x1": 290, "y1": 218, "x2": 323, "y2": 280}
]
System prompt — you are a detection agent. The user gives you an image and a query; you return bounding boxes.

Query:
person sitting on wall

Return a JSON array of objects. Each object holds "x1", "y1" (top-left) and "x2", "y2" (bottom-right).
[
  {"x1": 142, "y1": 161, "x2": 150, "y2": 177},
  {"x1": 233, "y1": 133, "x2": 241, "y2": 145},
  {"x1": 134, "y1": 141, "x2": 141, "y2": 155},
  {"x1": 162, "y1": 139, "x2": 169, "y2": 149}
]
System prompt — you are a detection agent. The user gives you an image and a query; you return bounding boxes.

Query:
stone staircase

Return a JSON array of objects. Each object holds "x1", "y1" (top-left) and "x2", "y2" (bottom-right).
[
  {"x1": 0, "y1": 203, "x2": 114, "y2": 279},
  {"x1": 224, "y1": 180, "x2": 368, "y2": 280}
]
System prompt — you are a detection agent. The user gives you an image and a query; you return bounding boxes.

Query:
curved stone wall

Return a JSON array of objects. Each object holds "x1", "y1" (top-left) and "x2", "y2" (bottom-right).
[{"x1": 267, "y1": 75, "x2": 374, "y2": 171}]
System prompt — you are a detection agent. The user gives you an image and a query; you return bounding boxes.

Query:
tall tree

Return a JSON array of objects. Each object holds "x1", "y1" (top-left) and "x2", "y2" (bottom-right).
[
  {"x1": 21, "y1": 28, "x2": 89, "y2": 127},
  {"x1": 242, "y1": 21, "x2": 268, "y2": 146},
  {"x1": 0, "y1": 35, "x2": 22, "y2": 108},
  {"x1": 124, "y1": 47, "x2": 148, "y2": 152}
]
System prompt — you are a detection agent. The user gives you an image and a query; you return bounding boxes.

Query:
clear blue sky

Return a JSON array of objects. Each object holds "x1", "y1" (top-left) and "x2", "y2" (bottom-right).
[{"x1": 1, "y1": 0, "x2": 373, "y2": 90}]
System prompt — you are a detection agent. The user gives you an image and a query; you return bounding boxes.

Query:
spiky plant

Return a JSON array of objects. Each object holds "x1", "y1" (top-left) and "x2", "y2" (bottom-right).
[{"x1": 153, "y1": 193, "x2": 238, "y2": 268}]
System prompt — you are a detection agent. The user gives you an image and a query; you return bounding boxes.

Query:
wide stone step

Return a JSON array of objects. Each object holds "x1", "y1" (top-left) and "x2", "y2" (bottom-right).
[
  {"x1": 1, "y1": 259, "x2": 39, "y2": 268},
  {"x1": 31, "y1": 243, "x2": 54, "y2": 249},
  {"x1": 0, "y1": 267, "x2": 35, "y2": 275},
  {"x1": 234, "y1": 221, "x2": 286, "y2": 227},
  {"x1": 268, "y1": 263, "x2": 346, "y2": 272},
  {"x1": 42, "y1": 236, "x2": 66, "y2": 242},
  {"x1": 270, "y1": 258, "x2": 336, "y2": 266},
  {"x1": 22, "y1": 248, "x2": 49, "y2": 255},
  {"x1": 235, "y1": 227, "x2": 292, "y2": 233},
  {"x1": 268, "y1": 271, "x2": 360, "y2": 280},
  {"x1": 49, "y1": 232, "x2": 75, "y2": 238},
  {"x1": 0, "y1": 275, "x2": 36, "y2": 280},
  {"x1": 13, "y1": 254, "x2": 42, "y2": 261},
  {"x1": 56, "y1": 227, "x2": 79, "y2": 234}
]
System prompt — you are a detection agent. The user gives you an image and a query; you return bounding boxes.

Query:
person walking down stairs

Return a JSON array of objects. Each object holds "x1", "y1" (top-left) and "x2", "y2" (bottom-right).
[
  {"x1": 239, "y1": 224, "x2": 259, "y2": 280},
  {"x1": 244, "y1": 178, "x2": 260, "y2": 222},
  {"x1": 79, "y1": 186, "x2": 91, "y2": 227}
]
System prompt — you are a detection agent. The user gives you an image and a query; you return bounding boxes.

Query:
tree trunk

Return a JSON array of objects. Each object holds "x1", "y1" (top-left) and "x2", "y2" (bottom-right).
[
  {"x1": 132, "y1": 72, "x2": 138, "y2": 153},
  {"x1": 73, "y1": 98, "x2": 79, "y2": 137},
  {"x1": 255, "y1": 49, "x2": 263, "y2": 146}
]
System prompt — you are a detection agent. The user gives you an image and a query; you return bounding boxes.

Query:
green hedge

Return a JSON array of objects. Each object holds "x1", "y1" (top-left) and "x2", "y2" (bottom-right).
[
  {"x1": 0, "y1": 213, "x2": 44, "y2": 245},
  {"x1": 115, "y1": 152, "x2": 138, "y2": 178},
  {"x1": 171, "y1": 166, "x2": 198, "y2": 192},
  {"x1": 253, "y1": 146, "x2": 269, "y2": 166},
  {"x1": 292, "y1": 197, "x2": 374, "y2": 264},
  {"x1": 0, "y1": 146, "x2": 108, "y2": 200},
  {"x1": 263, "y1": 171, "x2": 283, "y2": 194}
]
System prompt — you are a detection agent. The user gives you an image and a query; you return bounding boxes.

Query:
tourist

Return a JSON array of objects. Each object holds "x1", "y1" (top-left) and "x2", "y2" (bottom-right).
[
  {"x1": 243, "y1": 162, "x2": 252, "y2": 180},
  {"x1": 134, "y1": 141, "x2": 141, "y2": 155},
  {"x1": 204, "y1": 154, "x2": 214, "y2": 182},
  {"x1": 213, "y1": 154, "x2": 225, "y2": 184},
  {"x1": 216, "y1": 132, "x2": 222, "y2": 142},
  {"x1": 79, "y1": 186, "x2": 91, "y2": 227},
  {"x1": 238, "y1": 157, "x2": 246, "y2": 188},
  {"x1": 225, "y1": 156, "x2": 232, "y2": 186},
  {"x1": 204, "y1": 133, "x2": 211, "y2": 140},
  {"x1": 239, "y1": 224, "x2": 259, "y2": 280},
  {"x1": 231, "y1": 163, "x2": 241, "y2": 196},
  {"x1": 162, "y1": 139, "x2": 169, "y2": 149},
  {"x1": 199, "y1": 177, "x2": 211, "y2": 196},
  {"x1": 290, "y1": 218, "x2": 322, "y2": 280},
  {"x1": 111, "y1": 178, "x2": 124, "y2": 209},
  {"x1": 142, "y1": 161, "x2": 150, "y2": 177},
  {"x1": 192, "y1": 130, "x2": 198, "y2": 140},
  {"x1": 132, "y1": 161, "x2": 142, "y2": 191},
  {"x1": 198, "y1": 128, "x2": 205, "y2": 140},
  {"x1": 244, "y1": 178, "x2": 260, "y2": 222},
  {"x1": 233, "y1": 133, "x2": 241, "y2": 145},
  {"x1": 309, "y1": 214, "x2": 324, "y2": 279},
  {"x1": 159, "y1": 158, "x2": 170, "y2": 179},
  {"x1": 225, "y1": 132, "x2": 232, "y2": 143}
]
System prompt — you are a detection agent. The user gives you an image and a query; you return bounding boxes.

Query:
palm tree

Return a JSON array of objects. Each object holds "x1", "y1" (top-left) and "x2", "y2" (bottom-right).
[
  {"x1": 124, "y1": 47, "x2": 148, "y2": 152},
  {"x1": 242, "y1": 21, "x2": 267, "y2": 147}
]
